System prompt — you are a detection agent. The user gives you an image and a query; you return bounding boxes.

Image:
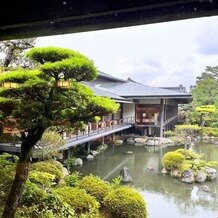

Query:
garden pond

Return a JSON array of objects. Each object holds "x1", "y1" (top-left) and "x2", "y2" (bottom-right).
[{"x1": 72, "y1": 142, "x2": 218, "y2": 218}]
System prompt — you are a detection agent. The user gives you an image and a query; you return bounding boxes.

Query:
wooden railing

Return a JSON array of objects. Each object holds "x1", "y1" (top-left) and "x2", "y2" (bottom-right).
[{"x1": 62, "y1": 116, "x2": 135, "y2": 140}]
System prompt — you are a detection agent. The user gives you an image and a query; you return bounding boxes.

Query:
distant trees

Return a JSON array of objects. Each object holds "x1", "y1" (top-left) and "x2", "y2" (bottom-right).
[
  {"x1": 187, "y1": 66, "x2": 218, "y2": 127},
  {"x1": 192, "y1": 66, "x2": 218, "y2": 107},
  {"x1": 0, "y1": 46, "x2": 119, "y2": 217}
]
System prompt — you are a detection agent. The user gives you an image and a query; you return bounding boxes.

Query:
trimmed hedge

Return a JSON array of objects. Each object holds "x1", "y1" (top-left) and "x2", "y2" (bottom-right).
[
  {"x1": 103, "y1": 186, "x2": 147, "y2": 218},
  {"x1": 78, "y1": 174, "x2": 111, "y2": 203},
  {"x1": 54, "y1": 186, "x2": 100, "y2": 217}
]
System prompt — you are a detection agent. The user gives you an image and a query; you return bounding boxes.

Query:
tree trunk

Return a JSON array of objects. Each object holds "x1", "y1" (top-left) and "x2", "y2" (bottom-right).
[{"x1": 2, "y1": 127, "x2": 45, "y2": 218}]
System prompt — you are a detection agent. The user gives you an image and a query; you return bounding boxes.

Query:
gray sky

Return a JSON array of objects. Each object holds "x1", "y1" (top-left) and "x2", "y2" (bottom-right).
[{"x1": 36, "y1": 15, "x2": 218, "y2": 90}]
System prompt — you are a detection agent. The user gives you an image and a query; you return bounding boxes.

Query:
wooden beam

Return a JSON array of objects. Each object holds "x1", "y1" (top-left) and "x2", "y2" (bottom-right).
[{"x1": 159, "y1": 99, "x2": 165, "y2": 138}]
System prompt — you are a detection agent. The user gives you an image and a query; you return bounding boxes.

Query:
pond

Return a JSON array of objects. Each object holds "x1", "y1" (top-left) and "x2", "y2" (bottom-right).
[{"x1": 72, "y1": 142, "x2": 218, "y2": 218}]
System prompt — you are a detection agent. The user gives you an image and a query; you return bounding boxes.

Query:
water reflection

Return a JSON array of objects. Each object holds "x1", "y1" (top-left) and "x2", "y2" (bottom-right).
[{"x1": 72, "y1": 142, "x2": 218, "y2": 218}]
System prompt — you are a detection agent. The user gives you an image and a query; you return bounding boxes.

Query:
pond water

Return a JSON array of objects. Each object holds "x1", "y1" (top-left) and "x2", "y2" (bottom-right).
[{"x1": 72, "y1": 142, "x2": 218, "y2": 218}]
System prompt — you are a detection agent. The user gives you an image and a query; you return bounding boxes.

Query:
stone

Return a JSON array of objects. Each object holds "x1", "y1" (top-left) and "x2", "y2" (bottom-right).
[
  {"x1": 134, "y1": 137, "x2": 147, "y2": 144},
  {"x1": 204, "y1": 167, "x2": 217, "y2": 180},
  {"x1": 170, "y1": 169, "x2": 179, "y2": 178},
  {"x1": 120, "y1": 167, "x2": 132, "y2": 183},
  {"x1": 127, "y1": 138, "x2": 136, "y2": 144},
  {"x1": 195, "y1": 170, "x2": 207, "y2": 183},
  {"x1": 161, "y1": 167, "x2": 168, "y2": 174},
  {"x1": 97, "y1": 144, "x2": 108, "y2": 152},
  {"x1": 147, "y1": 165, "x2": 155, "y2": 172},
  {"x1": 126, "y1": 151, "x2": 133, "y2": 154},
  {"x1": 181, "y1": 169, "x2": 194, "y2": 183},
  {"x1": 114, "y1": 139, "x2": 123, "y2": 145},
  {"x1": 90, "y1": 150, "x2": 99, "y2": 157},
  {"x1": 146, "y1": 139, "x2": 155, "y2": 146},
  {"x1": 75, "y1": 158, "x2": 83, "y2": 166},
  {"x1": 62, "y1": 167, "x2": 69, "y2": 176},
  {"x1": 198, "y1": 185, "x2": 211, "y2": 193},
  {"x1": 86, "y1": 154, "x2": 94, "y2": 161}
]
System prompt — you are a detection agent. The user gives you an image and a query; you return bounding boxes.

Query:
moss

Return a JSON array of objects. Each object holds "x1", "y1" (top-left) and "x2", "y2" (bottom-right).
[
  {"x1": 78, "y1": 174, "x2": 111, "y2": 203},
  {"x1": 103, "y1": 186, "x2": 147, "y2": 218}
]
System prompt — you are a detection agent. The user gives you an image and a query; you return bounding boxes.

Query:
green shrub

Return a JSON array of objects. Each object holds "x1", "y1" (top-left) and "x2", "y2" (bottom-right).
[
  {"x1": 178, "y1": 161, "x2": 193, "y2": 174},
  {"x1": 64, "y1": 171, "x2": 82, "y2": 187},
  {"x1": 0, "y1": 164, "x2": 16, "y2": 194},
  {"x1": 54, "y1": 186, "x2": 100, "y2": 216},
  {"x1": 17, "y1": 192, "x2": 76, "y2": 218},
  {"x1": 175, "y1": 124, "x2": 201, "y2": 135},
  {"x1": 111, "y1": 176, "x2": 122, "y2": 189},
  {"x1": 30, "y1": 160, "x2": 64, "y2": 182},
  {"x1": 103, "y1": 186, "x2": 147, "y2": 218},
  {"x1": 176, "y1": 149, "x2": 203, "y2": 160},
  {"x1": 63, "y1": 157, "x2": 76, "y2": 169},
  {"x1": 28, "y1": 170, "x2": 55, "y2": 187},
  {"x1": 164, "y1": 130, "x2": 175, "y2": 137},
  {"x1": 210, "y1": 122, "x2": 218, "y2": 128},
  {"x1": 0, "y1": 152, "x2": 19, "y2": 165},
  {"x1": 20, "y1": 181, "x2": 48, "y2": 206},
  {"x1": 78, "y1": 174, "x2": 111, "y2": 203},
  {"x1": 201, "y1": 127, "x2": 218, "y2": 137},
  {"x1": 162, "y1": 151, "x2": 185, "y2": 170}
]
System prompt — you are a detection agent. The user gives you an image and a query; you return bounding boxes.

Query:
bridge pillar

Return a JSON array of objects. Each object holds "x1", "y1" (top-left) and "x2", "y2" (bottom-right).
[
  {"x1": 85, "y1": 142, "x2": 91, "y2": 154},
  {"x1": 102, "y1": 137, "x2": 105, "y2": 144},
  {"x1": 112, "y1": 133, "x2": 115, "y2": 141}
]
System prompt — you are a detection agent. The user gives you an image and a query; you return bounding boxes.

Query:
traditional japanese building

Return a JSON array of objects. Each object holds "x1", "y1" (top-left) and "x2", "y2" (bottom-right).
[{"x1": 86, "y1": 71, "x2": 192, "y2": 137}]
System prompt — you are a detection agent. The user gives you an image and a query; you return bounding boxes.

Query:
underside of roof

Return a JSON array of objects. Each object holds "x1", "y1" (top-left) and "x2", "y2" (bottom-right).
[{"x1": 0, "y1": 0, "x2": 218, "y2": 40}]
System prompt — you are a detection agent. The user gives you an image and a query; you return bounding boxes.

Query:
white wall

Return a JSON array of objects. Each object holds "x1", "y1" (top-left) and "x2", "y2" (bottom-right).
[{"x1": 123, "y1": 103, "x2": 135, "y2": 118}]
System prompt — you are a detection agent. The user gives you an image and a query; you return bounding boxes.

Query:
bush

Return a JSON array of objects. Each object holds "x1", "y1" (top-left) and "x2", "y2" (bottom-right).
[
  {"x1": 0, "y1": 164, "x2": 16, "y2": 194},
  {"x1": 201, "y1": 127, "x2": 218, "y2": 137},
  {"x1": 103, "y1": 186, "x2": 147, "y2": 218},
  {"x1": 20, "y1": 181, "x2": 48, "y2": 206},
  {"x1": 164, "y1": 130, "x2": 175, "y2": 137},
  {"x1": 54, "y1": 186, "x2": 100, "y2": 216},
  {"x1": 63, "y1": 157, "x2": 76, "y2": 169},
  {"x1": 176, "y1": 149, "x2": 203, "y2": 160},
  {"x1": 0, "y1": 152, "x2": 19, "y2": 165},
  {"x1": 78, "y1": 174, "x2": 111, "y2": 203},
  {"x1": 30, "y1": 160, "x2": 64, "y2": 182},
  {"x1": 64, "y1": 171, "x2": 82, "y2": 187},
  {"x1": 162, "y1": 151, "x2": 185, "y2": 170},
  {"x1": 28, "y1": 170, "x2": 55, "y2": 188},
  {"x1": 175, "y1": 124, "x2": 201, "y2": 135},
  {"x1": 18, "y1": 192, "x2": 76, "y2": 218}
]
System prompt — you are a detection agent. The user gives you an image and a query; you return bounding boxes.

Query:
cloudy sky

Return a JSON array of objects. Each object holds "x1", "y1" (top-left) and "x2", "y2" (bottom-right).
[{"x1": 36, "y1": 15, "x2": 218, "y2": 91}]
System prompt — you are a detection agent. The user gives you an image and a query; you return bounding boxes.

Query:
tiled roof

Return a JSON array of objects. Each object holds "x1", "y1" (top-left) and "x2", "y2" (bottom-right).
[
  {"x1": 98, "y1": 71, "x2": 126, "y2": 82},
  {"x1": 97, "y1": 80, "x2": 192, "y2": 99},
  {"x1": 83, "y1": 82, "x2": 133, "y2": 103}
]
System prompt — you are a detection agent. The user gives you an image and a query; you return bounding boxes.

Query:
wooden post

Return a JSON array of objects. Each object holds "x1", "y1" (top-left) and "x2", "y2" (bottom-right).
[
  {"x1": 159, "y1": 99, "x2": 165, "y2": 138},
  {"x1": 85, "y1": 142, "x2": 91, "y2": 154},
  {"x1": 102, "y1": 137, "x2": 105, "y2": 144}
]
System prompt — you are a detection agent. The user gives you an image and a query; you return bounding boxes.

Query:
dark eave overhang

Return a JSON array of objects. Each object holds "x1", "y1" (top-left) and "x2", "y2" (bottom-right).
[
  {"x1": 121, "y1": 95, "x2": 192, "y2": 99},
  {"x1": 0, "y1": 0, "x2": 218, "y2": 40}
]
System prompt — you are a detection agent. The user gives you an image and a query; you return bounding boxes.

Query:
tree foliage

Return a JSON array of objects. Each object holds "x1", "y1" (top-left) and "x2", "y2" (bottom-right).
[
  {"x1": 186, "y1": 66, "x2": 218, "y2": 127},
  {"x1": 0, "y1": 46, "x2": 119, "y2": 217},
  {"x1": 192, "y1": 66, "x2": 218, "y2": 107}
]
